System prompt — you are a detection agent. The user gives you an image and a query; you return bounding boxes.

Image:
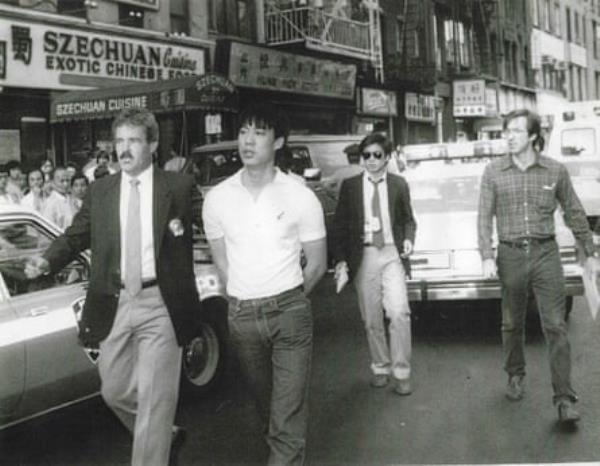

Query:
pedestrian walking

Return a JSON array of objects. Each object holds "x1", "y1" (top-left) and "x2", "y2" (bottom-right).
[
  {"x1": 477, "y1": 108, "x2": 600, "y2": 423},
  {"x1": 41, "y1": 166, "x2": 76, "y2": 230},
  {"x1": 331, "y1": 132, "x2": 417, "y2": 395},
  {"x1": 202, "y1": 103, "x2": 327, "y2": 466},
  {"x1": 25, "y1": 108, "x2": 199, "y2": 465},
  {"x1": 0, "y1": 164, "x2": 18, "y2": 205},
  {"x1": 70, "y1": 172, "x2": 89, "y2": 212}
]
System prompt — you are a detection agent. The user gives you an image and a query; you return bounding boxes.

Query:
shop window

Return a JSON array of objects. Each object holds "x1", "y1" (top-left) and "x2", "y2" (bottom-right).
[
  {"x1": 119, "y1": 4, "x2": 144, "y2": 28},
  {"x1": 57, "y1": 0, "x2": 86, "y2": 19}
]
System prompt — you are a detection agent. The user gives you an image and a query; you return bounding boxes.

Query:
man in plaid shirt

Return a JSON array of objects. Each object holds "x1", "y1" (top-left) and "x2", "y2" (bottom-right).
[{"x1": 478, "y1": 108, "x2": 599, "y2": 424}]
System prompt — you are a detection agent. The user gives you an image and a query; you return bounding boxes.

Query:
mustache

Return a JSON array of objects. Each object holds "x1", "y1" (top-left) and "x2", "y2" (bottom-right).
[{"x1": 119, "y1": 151, "x2": 133, "y2": 160}]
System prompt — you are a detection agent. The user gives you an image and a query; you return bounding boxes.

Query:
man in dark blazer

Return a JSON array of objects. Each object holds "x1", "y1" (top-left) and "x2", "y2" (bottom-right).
[
  {"x1": 26, "y1": 108, "x2": 199, "y2": 465},
  {"x1": 332, "y1": 132, "x2": 417, "y2": 395}
]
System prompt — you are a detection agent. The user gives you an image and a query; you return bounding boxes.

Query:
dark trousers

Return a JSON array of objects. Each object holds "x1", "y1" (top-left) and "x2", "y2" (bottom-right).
[
  {"x1": 228, "y1": 286, "x2": 313, "y2": 466},
  {"x1": 497, "y1": 240, "x2": 577, "y2": 404}
]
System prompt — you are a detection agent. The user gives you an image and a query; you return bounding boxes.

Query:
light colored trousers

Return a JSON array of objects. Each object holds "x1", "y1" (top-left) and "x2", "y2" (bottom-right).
[
  {"x1": 98, "y1": 286, "x2": 182, "y2": 466},
  {"x1": 354, "y1": 245, "x2": 412, "y2": 380}
]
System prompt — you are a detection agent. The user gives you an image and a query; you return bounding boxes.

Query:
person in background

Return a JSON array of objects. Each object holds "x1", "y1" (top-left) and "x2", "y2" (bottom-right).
[
  {"x1": 324, "y1": 142, "x2": 364, "y2": 198},
  {"x1": 478, "y1": 108, "x2": 600, "y2": 424},
  {"x1": 203, "y1": 103, "x2": 327, "y2": 465},
  {"x1": 42, "y1": 166, "x2": 75, "y2": 229},
  {"x1": 66, "y1": 162, "x2": 79, "y2": 186},
  {"x1": 0, "y1": 164, "x2": 18, "y2": 204},
  {"x1": 40, "y1": 158, "x2": 54, "y2": 183},
  {"x1": 5, "y1": 160, "x2": 24, "y2": 203},
  {"x1": 387, "y1": 145, "x2": 407, "y2": 175},
  {"x1": 70, "y1": 173, "x2": 89, "y2": 212},
  {"x1": 85, "y1": 150, "x2": 115, "y2": 181},
  {"x1": 21, "y1": 169, "x2": 47, "y2": 213},
  {"x1": 93, "y1": 164, "x2": 110, "y2": 180},
  {"x1": 164, "y1": 147, "x2": 187, "y2": 172},
  {"x1": 332, "y1": 133, "x2": 417, "y2": 395}
]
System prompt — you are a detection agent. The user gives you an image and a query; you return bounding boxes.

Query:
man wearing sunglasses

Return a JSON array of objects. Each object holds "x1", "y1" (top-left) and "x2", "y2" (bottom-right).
[{"x1": 332, "y1": 133, "x2": 417, "y2": 395}]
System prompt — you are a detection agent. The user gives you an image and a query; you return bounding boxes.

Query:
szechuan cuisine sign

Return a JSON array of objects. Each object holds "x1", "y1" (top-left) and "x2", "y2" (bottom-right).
[{"x1": 0, "y1": 17, "x2": 205, "y2": 90}]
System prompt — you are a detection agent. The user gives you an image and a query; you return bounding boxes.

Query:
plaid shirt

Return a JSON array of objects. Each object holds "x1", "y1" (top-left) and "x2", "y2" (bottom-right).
[{"x1": 478, "y1": 154, "x2": 594, "y2": 260}]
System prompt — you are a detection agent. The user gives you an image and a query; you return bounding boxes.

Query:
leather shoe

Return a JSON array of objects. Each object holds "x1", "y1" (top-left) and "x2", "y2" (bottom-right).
[
  {"x1": 393, "y1": 378, "x2": 412, "y2": 396},
  {"x1": 557, "y1": 400, "x2": 580, "y2": 423},
  {"x1": 169, "y1": 425, "x2": 187, "y2": 466},
  {"x1": 370, "y1": 374, "x2": 389, "y2": 388},
  {"x1": 505, "y1": 375, "x2": 524, "y2": 401}
]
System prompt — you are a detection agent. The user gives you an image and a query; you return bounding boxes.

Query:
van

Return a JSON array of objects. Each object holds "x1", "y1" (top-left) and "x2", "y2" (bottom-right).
[{"x1": 544, "y1": 104, "x2": 600, "y2": 229}]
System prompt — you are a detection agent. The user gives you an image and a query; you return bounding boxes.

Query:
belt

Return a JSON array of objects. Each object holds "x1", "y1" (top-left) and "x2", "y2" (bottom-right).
[
  {"x1": 120, "y1": 278, "x2": 158, "y2": 290},
  {"x1": 500, "y1": 237, "x2": 555, "y2": 249}
]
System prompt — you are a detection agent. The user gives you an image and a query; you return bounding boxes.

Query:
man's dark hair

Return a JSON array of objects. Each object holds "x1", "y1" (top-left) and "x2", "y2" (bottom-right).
[
  {"x1": 237, "y1": 103, "x2": 290, "y2": 142},
  {"x1": 503, "y1": 108, "x2": 545, "y2": 152},
  {"x1": 5, "y1": 160, "x2": 21, "y2": 172},
  {"x1": 112, "y1": 108, "x2": 159, "y2": 143},
  {"x1": 96, "y1": 150, "x2": 111, "y2": 164},
  {"x1": 71, "y1": 173, "x2": 89, "y2": 186},
  {"x1": 94, "y1": 165, "x2": 110, "y2": 179},
  {"x1": 358, "y1": 133, "x2": 393, "y2": 155},
  {"x1": 0, "y1": 164, "x2": 8, "y2": 175}
]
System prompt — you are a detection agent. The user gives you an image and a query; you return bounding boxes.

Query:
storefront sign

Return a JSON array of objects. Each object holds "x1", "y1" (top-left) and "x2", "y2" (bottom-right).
[
  {"x1": 405, "y1": 92, "x2": 435, "y2": 123},
  {"x1": 114, "y1": 0, "x2": 160, "y2": 11},
  {"x1": 0, "y1": 17, "x2": 205, "y2": 90},
  {"x1": 51, "y1": 74, "x2": 238, "y2": 122},
  {"x1": 453, "y1": 79, "x2": 485, "y2": 117},
  {"x1": 228, "y1": 42, "x2": 356, "y2": 100},
  {"x1": 359, "y1": 88, "x2": 397, "y2": 116}
]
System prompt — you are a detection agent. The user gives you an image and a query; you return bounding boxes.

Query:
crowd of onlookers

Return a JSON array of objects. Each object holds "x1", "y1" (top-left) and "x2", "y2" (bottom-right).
[{"x1": 0, "y1": 148, "x2": 117, "y2": 230}]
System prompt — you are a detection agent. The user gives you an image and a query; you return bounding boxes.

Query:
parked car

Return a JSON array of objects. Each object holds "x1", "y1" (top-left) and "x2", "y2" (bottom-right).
[
  {"x1": 401, "y1": 139, "x2": 584, "y2": 311},
  {"x1": 0, "y1": 205, "x2": 227, "y2": 430}
]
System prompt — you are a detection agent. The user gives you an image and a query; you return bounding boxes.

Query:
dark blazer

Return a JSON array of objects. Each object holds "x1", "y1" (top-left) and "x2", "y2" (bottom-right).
[
  {"x1": 44, "y1": 168, "x2": 201, "y2": 347},
  {"x1": 332, "y1": 172, "x2": 417, "y2": 278}
]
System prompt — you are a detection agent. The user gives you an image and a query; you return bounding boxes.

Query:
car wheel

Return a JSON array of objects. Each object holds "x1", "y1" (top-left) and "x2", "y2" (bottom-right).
[{"x1": 180, "y1": 297, "x2": 228, "y2": 397}]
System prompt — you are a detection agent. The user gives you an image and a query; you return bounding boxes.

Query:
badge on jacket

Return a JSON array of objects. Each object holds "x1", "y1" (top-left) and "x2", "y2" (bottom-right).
[{"x1": 169, "y1": 218, "x2": 185, "y2": 237}]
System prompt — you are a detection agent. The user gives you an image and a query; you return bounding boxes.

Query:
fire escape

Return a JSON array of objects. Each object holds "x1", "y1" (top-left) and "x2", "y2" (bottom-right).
[{"x1": 264, "y1": 0, "x2": 385, "y2": 83}]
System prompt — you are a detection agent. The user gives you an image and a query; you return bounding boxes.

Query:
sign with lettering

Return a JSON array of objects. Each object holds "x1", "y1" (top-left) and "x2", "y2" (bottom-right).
[
  {"x1": 453, "y1": 79, "x2": 486, "y2": 117},
  {"x1": 0, "y1": 17, "x2": 205, "y2": 90},
  {"x1": 228, "y1": 42, "x2": 356, "y2": 100},
  {"x1": 51, "y1": 74, "x2": 238, "y2": 122},
  {"x1": 405, "y1": 92, "x2": 435, "y2": 122},
  {"x1": 359, "y1": 88, "x2": 397, "y2": 116}
]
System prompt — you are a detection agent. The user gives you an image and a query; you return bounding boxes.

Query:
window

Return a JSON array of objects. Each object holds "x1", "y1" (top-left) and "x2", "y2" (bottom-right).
[
  {"x1": 170, "y1": 0, "x2": 189, "y2": 35},
  {"x1": 207, "y1": 0, "x2": 251, "y2": 38},
  {"x1": 237, "y1": 0, "x2": 251, "y2": 39},
  {"x1": 444, "y1": 19, "x2": 471, "y2": 68},
  {"x1": 582, "y1": 15, "x2": 587, "y2": 46},
  {"x1": 566, "y1": 7, "x2": 572, "y2": 42},
  {"x1": 57, "y1": 0, "x2": 86, "y2": 19},
  {"x1": 594, "y1": 21, "x2": 598, "y2": 58},
  {"x1": 554, "y1": 2, "x2": 561, "y2": 37},
  {"x1": 119, "y1": 5, "x2": 144, "y2": 28},
  {"x1": 532, "y1": 0, "x2": 539, "y2": 27},
  {"x1": 543, "y1": 0, "x2": 551, "y2": 32},
  {"x1": 0, "y1": 221, "x2": 88, "y2": 297},
  {"x1": 595, "y1": 71, "x2": 600, "y2": 99},
  {"x1": 561, "y1": 128, "x2": 596, "y2": 157},
  {"x1": 575, "y1": 11, "x2": 580, "y2": 44},
  {"x1": 396, "y1": 16, "x2": 404, "y2": 53}
]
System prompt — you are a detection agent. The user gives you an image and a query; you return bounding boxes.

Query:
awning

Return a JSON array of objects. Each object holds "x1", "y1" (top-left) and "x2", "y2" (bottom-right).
[{"x1": 50, "y1": 74, "x2": 238, "y2": 123}]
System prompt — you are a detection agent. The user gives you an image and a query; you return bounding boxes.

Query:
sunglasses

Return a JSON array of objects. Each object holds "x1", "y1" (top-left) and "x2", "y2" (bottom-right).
[{"x1": 361, "y1": 151, "x2": 384, "y2": 160}]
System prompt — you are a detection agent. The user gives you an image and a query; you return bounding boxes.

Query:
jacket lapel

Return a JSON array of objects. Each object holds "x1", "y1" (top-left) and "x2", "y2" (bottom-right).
[
  {"x1": 386, "y1": 174, "x2": 397, "y2": 225},
  {"x1": 355, "y1": 175, "x2": 365, "y2": 229},
  {"x1": 153, "y1": 168, "x2": 173, "y2": 259},
  {"x1": 107, "y1": 173, "x2": 122, "y2": 260}
]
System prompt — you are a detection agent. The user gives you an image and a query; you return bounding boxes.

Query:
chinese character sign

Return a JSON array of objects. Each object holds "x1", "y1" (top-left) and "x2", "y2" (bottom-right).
[{"x1": 453, "y1": 79, "x2": 486, "y2": 117}]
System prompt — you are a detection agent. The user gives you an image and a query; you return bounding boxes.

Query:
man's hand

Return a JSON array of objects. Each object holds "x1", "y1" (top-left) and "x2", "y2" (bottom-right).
[
  {"x1": 482, "y1": 258, "x2": 497, "y2": 278},
  {"x1": 334, "y1": 261, "x2": 348, "y2": 281},
  {"x1": 25, "y1": 256, "x2": 50, "y2": 279},
  {"x1": 400, "y1": 239, "x2": 413, "y2": 258}
]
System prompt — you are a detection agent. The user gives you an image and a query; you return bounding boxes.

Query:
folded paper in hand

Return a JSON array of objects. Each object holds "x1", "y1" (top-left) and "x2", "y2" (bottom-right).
[
  {"x1": 336, "y1": 264, "x2": 349, "y2": 294},
  {"x1": 583, "y1": 267, "x2": 600, "y2": 320}
]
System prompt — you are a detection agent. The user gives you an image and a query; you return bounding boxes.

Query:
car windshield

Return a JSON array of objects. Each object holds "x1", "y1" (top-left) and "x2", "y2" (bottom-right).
[
  {"x1": 561, "y1": 127, "x2": 596, "y2": 156},
  {"x1": 190, "y1": 150, "x2": 243, "y2": 186},
  {"x1": 405, "y1": 161, "x2": 484, "y2": 213}
]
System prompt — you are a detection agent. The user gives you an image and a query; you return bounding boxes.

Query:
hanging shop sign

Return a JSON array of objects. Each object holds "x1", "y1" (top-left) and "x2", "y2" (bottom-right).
[
  {"x1": 51, "y1": 74, "x2": 238, "y2": 122},
  {"x1": 227, "y1": 42, "x2": 356, "y2": 100},
  {"x1": 453, "y1": 79, "x2": 486, "y2": 117},
  {"x1": 405, "y1": 92, "x2": 435, "y2": 123},
  {"x1": 358, "y1": 88, "x2": 397, "y2": 116},
  {"x1": 0, "y1": 17, "x2": 205, "y2": 90}
]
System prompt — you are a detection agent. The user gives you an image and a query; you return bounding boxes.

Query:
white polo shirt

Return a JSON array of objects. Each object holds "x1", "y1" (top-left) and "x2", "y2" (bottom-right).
[{"x1": 203, "y1": 168, "x2": 326, "y2": 299}]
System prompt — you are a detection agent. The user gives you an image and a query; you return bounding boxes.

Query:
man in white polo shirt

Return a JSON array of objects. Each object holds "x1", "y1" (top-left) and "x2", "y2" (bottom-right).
[{"x1": 203, "y1": 103, "x2": 327, "y2": 466}]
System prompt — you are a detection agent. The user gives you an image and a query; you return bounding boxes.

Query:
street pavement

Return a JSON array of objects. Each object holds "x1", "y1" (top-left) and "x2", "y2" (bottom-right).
[{"x1": 2, "y1": 275, "x2": 600, "y2": 465}]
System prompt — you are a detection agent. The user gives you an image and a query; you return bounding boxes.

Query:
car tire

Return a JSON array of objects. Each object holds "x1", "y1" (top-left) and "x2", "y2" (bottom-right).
[{"x1": 180, "y1": 296, "x2": 228, "y2": 398}]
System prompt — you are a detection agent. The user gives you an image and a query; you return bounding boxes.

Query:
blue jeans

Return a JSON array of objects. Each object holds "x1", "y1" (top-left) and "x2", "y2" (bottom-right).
[
  {"x1": 228, "y1": 286, "x2": 313, "y2": 466},
  {"x1": 497, "y1": 240, "x2": 577, "y2": 404}
]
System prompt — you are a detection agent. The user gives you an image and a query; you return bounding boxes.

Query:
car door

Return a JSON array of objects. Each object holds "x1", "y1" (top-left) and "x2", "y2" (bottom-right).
[
  {"x1": 0, "y1": 272, "x2": 25, "y2": 427},
  {"x1": 0, "y1": 218, "x2": 99, "y2": 424}
]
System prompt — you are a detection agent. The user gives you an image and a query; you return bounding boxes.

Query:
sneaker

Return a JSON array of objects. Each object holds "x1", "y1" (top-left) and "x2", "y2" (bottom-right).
[
  {"x1": 506, "y1": 375, "x2": 524, "y2": 401},
  {"x1": 557, "y1": 399, "x2": 580, "y2": 423},
  {"x1": 393, "y1": 378, "x2": 412, "y2": 396},
  {"x1": 370, "y1": 374, "x2": 389, "y2": 388}
]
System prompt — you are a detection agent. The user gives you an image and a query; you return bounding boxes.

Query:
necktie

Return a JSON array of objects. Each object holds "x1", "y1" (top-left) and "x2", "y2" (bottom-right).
[
  {"x1": 125, "y1": 178, "x2": 142, "y2": 296},
  {"x1": 370, "y1": 178, "x2": 385, "y2": 249}
]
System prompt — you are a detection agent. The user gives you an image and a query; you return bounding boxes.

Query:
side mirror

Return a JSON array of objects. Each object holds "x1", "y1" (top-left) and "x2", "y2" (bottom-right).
[{"x1": 303, "y1": 167, "x2": 321, "y2": 181}]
